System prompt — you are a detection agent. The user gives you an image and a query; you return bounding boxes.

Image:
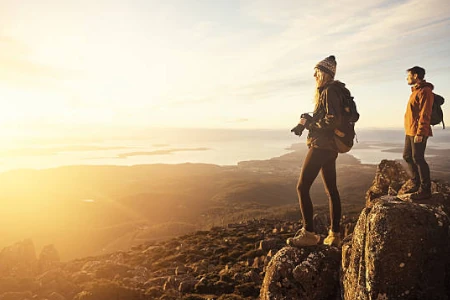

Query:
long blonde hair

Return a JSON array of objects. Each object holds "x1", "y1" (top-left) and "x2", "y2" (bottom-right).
[{"x1": 314, "y1": 68, "x2": 334, "y2": 109}]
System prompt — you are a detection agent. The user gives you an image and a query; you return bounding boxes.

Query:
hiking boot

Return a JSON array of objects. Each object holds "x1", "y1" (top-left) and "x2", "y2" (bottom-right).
[
  {"x1": 323, "y1": 230, "x2": 341, "y2": 247},
  {"x1": 410, "y1": 188, "x2": 432, "y2": 200},
  {"x1": 404, "y1": 182, "x2": 419, "y2": 194},
  {"x1": 286, "y1": 229, "x2": 320, "y2": 247}
]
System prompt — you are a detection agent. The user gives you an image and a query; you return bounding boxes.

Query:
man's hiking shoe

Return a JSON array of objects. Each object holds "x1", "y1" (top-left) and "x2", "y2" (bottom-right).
[
  {"x1": 404, "y1": 183, "x2": 419, "y2": 194},
  {"x1": 286, "y1": 229, "x2": 320, "y2": 247},
  {"x1": 410, "y1": 189, "x2": 432, "y2": 200},
  {"x1": 323, "y1": 230, "x2": 341, "y2": 247}
]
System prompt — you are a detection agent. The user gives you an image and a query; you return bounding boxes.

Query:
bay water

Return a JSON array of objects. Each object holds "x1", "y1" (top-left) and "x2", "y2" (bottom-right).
[{"x1": 1, "y1": 128, "x2": 449, "y2": 172}]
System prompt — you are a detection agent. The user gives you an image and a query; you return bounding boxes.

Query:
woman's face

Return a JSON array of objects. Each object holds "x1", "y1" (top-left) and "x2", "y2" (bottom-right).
[{"x1": 314, "y1": 68, "x2": 323, "y2": 86}]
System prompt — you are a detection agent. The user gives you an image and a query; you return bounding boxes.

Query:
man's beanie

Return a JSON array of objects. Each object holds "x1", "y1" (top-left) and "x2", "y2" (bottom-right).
[{"x1": 315, "y1": 55, "x2": 337, "y2": 78}]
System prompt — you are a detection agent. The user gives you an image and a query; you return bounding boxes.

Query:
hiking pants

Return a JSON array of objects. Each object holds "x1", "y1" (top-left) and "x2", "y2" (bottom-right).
[
  {"x1": 403, "y1": 135, "x2": 431, "y2": 190},
  {"x1": 297, "y1": 147, "x2": 341, "y2": 233}
]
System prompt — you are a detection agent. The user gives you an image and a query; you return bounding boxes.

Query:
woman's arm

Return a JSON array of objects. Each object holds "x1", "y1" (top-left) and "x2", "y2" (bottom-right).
[{"x1": 307, "y1": 86, "x2": 342, "y2": 131}]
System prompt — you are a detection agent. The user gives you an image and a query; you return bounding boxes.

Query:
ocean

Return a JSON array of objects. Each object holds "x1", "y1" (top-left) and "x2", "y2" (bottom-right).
[{"x1": 1, "y1": 128, "x2": 449, "y2": 172}]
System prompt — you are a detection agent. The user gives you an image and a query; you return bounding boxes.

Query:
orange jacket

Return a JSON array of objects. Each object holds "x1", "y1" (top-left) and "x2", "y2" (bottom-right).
[{"x1": 404, "y1": 81, "x2": 434, "y2": 137}]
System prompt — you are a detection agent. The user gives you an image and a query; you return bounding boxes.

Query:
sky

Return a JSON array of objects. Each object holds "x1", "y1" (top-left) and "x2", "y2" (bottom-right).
[{"x1": 1, "y1": 0, "x2": 450, "y2": 138}]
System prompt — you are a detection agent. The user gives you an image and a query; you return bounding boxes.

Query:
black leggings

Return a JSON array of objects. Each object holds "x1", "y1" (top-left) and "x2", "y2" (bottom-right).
[{"x1": 297, "y1": 147, "x2": 341, "y2": 233}]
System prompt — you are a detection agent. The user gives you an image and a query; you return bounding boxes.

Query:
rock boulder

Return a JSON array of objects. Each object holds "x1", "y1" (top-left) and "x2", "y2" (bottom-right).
[{"x1": 260, "y1": 246, "x2": 341, "y2": 299}]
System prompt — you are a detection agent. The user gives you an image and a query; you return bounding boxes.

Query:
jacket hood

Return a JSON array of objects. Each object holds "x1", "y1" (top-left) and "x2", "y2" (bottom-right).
[
  {"x1": 321, "y1": 80, "x2": 346, "y2": 90},
  {"x1": 328, "y1": 80, "x2": 351, "y2": 98},
  {"x1": 412, "y1": 80, "x2": 434, "y2": 91}
]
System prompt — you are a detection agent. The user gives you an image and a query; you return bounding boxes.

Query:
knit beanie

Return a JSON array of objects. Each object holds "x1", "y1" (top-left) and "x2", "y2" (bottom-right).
[{"x1": 315, "y1": 55, "x2": 337, "y2": 78}]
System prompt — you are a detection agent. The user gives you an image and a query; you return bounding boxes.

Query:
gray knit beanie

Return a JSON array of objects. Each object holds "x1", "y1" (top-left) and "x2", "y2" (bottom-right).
[{"x1": 315, "y1": 55, "x2": 337, "y2": 78}]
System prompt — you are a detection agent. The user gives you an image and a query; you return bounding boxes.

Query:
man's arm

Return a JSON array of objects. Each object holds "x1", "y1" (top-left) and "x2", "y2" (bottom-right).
[{"x1": 415, "y1": 88, "x2": 434, "y2": 142}]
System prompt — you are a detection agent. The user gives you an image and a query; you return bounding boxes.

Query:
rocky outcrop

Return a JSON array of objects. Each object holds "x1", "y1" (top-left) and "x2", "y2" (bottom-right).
[
  {"x1": 366, "y1": 159, "x2": 450, "y2": 205},
  {"x1": 260, "y1": 246, "x2": 341, "y2": 299},
  {"x1": 259, "y1": 159, "x2": 450, "y2": 300},
  {"x1": 38, "y1": 244, "x2": 61, "y2": 274},
  {"x1": 343, "y1": 159, "x2": 450, "y2": 299},
  {"x1": 365, "y1": 160, "x2": 410, "y2": 204},
  {"x1": 0, "y1": 240, "x2": 63, "y2": 279},
  {"x1": 0, "y1": 239, "x2": 37, "y2": 277},
  {"x1": 342, "y1": 195, "x2": 450, "y2": 299}
]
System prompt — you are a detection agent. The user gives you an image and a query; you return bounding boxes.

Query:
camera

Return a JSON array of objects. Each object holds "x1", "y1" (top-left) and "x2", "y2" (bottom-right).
[{"x1": 291, "y1": 113, "x2": 313, "y2": 136}]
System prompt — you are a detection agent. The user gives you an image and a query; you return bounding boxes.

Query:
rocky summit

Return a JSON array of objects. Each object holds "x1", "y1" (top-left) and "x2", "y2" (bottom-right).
[
  {"x1": 0, "y1": 218, "x2": 339, "y2": 300},
  {"x1": 260, "y1": 159, "x2": 450, "y2": 300},
  {"x1": 1, "y1": 159, "x2": 449, "y2": 300}
]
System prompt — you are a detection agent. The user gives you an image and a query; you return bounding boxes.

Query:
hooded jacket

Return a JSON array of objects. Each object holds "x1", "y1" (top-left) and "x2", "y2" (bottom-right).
[
  {"x1": 404, "y1": 81, "x2": 434, "y2": 137},
  {"x1": 306, "y1": 80, "x2": 348, "y2": 151}
]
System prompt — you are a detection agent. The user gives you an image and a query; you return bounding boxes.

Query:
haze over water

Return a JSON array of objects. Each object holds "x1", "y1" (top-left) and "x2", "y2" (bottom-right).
[{"x1": 1, "y1": 128, "x2": 449, "y2": 172}]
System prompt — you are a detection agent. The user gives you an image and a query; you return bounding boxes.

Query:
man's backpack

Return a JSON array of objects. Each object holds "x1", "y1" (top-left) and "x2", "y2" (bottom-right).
[
  {"x1": 334, "y1": 88, "x2": 360, "y2": 153},
  {"x1": 431, "y1": 93, "x2": 445, "y2": 129}
]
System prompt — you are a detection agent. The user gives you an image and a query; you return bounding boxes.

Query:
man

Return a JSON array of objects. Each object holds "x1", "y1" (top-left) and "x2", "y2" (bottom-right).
[
  {"x1": 403, "y1": 66, "x2": 434, "y2": 200},
  {"x1": 288, "y1": 55, "x2": 348, "y2": 247}
]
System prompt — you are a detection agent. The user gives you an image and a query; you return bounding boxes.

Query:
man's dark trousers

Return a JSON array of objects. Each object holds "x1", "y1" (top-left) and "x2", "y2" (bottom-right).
[{"x1": 403, "y1": 135, "x2": 431, "y2": 191}]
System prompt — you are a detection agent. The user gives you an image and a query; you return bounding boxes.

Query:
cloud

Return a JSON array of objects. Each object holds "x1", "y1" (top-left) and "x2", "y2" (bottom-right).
[{"x1": 236, "y1": 0, "x2": 450, "y2": 85}]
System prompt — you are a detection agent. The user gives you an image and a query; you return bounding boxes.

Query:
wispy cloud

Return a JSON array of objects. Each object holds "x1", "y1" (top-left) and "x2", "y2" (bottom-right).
[{"x1": 236, "y1": 0, "x2": 450, "y2": 84}]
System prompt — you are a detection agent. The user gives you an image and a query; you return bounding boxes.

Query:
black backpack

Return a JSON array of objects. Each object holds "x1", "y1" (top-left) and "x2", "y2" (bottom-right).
[
  {"x1": 431, "y1": 93, "x2": 445, "y2": 129},
  {"x1": 334, "y1": 87, "x2": 360, "y2": 153}
]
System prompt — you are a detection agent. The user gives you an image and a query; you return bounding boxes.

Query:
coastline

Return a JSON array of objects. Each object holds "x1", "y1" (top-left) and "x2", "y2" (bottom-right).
[{"x1": 1, "y1": 128, "x2": 449, "y2": 173}]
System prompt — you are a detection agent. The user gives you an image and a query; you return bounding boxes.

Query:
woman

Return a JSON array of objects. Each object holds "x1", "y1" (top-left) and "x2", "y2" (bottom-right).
[{"x1": 288, "y1": 55, "x2": 348, "y2": 247}]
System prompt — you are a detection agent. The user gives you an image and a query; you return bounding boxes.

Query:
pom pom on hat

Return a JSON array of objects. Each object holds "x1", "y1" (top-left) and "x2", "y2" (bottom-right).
[{"x1": 315, "y1": 55, "x2": 337, "y2": 78}]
